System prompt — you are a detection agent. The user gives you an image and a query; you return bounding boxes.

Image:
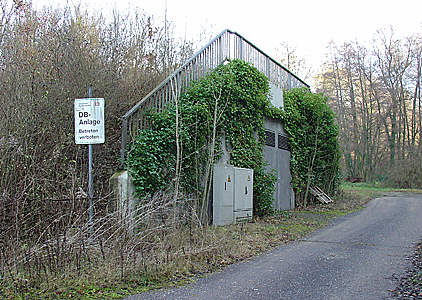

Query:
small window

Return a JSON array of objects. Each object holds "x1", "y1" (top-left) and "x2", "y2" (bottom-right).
[
  {"x1": 278, "y1": 134, "x2": 290, "y2": 151},
  {"x1": 265, "y1": 130, "x2": 276, "y2": 147}
]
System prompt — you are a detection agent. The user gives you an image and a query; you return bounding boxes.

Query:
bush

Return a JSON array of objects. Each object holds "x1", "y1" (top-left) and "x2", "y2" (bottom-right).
[
  {"x1": 387, "y1": 155, "x2": 422, "y2": 189},
  {"x1": 0, "y1": 1, "x2": 196, "y2": 241}
]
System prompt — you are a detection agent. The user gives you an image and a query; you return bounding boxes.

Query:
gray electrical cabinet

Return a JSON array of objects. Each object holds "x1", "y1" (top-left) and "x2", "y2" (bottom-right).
[
  {"x1": 233, "y1": 167, "x2": 253, "y2": 222},
  {"x1": 212, "y1": 164, "x2": 253, "y2": 225},
  {"x1": 212, "y1": 164, "x2": 235, "y2": 225}
]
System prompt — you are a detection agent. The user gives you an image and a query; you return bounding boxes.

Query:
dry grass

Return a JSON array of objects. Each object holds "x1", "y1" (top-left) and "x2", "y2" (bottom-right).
[{"x1": 0, "y1": 185, "x2": 383, "y2": 299}]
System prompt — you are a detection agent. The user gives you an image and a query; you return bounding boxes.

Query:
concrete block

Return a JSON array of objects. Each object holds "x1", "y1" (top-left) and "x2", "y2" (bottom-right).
[{"x1": 109, "y1": 170, "x2": 137, "y2": 229}]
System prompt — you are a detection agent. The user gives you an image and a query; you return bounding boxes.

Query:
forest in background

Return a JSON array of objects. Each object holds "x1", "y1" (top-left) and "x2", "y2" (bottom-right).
[{"x1": 315, "y1": 27, "x2": 422, "y2": 187}]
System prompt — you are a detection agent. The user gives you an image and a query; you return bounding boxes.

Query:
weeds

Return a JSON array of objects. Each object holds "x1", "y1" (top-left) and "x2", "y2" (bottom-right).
[{"x1": 0, "y1": 185, "x2": 391, "y2": 299}]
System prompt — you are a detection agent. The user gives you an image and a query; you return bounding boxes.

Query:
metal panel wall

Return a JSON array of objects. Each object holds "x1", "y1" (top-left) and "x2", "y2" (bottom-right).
[
  {"x1": 269, "y1": 83, "x2": 284, "y2": 108},
  {"x1": 263, "y1": 116, "x2": 294, "y2": 211}
]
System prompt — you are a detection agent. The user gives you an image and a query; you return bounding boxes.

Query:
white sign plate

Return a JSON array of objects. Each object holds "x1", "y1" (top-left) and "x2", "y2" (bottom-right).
[{"x1": 74, "y1": 98, "x2": 105, "y2": 144}]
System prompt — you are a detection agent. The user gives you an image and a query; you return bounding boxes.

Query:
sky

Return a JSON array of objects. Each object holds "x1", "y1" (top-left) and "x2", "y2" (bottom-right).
[{"x1": 35, "y1": 0, "x2": 422, "y2": 85}]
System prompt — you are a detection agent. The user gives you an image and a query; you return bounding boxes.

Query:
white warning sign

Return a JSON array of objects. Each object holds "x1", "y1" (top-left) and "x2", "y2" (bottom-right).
[{"x1": 74, "y1": 98, "x2": 105, "y2": 144}]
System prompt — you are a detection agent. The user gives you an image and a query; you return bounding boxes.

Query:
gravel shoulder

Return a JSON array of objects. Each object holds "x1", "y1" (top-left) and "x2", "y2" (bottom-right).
[{"x1": 388, "y1": 242, "x2": 422, "y2": 299}]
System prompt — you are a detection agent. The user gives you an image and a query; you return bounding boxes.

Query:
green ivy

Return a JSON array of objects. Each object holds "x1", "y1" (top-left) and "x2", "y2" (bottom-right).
[
  {"x1": 126, "y1": 128, "x2": 176, "y2": 197},
  {"x1": 268, "y1": 87, "x2": 340, "y2": 206},
  {"x1": 127, "y1": 59, "x2": 276, "y2": 216}
]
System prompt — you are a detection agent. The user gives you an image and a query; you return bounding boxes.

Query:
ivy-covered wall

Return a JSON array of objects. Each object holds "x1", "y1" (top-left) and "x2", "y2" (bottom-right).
[
  {"x1": 127, "y1": 59, "x2": 277, "y2": 217},
  {"x1": 267, "y1": 87, "x2": 341, "y2": 206},
  {"x1": 126, "y1": 59, "x2": 340, "y2": 216}
]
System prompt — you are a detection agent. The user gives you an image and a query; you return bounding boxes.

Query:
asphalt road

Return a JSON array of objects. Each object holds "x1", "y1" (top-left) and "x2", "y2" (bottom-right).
[{"x1": 126, "y1": 194, "x2": 422, "y2": 300}]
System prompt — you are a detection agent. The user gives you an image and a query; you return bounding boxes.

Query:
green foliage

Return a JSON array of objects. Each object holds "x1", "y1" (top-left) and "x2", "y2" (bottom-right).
[
  {"x1": 277, "y1": 87, "x2": 340, "y2": 205},
  {"x1": 127, "y1": 106, "x2": 203, "y2": 198},
  {"x1": 127, "y1": 59, "x2": 276, "y2": 216},
  {"x1": 126, "y1": 128, "x2": 176, "y2": 197}
]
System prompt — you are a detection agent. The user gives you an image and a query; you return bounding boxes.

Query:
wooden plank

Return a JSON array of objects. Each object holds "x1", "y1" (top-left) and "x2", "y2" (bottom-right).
[{"x1": 310, "y1": 186, "x2": 333, "y2": 204}]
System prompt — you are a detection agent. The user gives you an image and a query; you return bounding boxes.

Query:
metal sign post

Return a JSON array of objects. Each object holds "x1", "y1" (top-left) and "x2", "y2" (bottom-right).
[{"x1": 74, "y1": 87, "x2": 105, "y2": 236}]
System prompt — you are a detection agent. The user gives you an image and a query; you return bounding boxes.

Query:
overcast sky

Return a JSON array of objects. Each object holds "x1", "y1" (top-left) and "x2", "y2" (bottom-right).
[{"x1": 36, "y1": 0, "x2": 422, "y2": 81}]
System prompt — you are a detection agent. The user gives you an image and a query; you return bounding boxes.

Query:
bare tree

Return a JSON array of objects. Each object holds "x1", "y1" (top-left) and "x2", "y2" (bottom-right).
[
  {"x1": 316, "y1": 26, "x2": 422, "y2": 183},
  {"x1": 0, "y1": 1, "x2": 200, "y2": 242},
  {"x1": 276, "y1": 41, "x2": 313, "y2": 82}
]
